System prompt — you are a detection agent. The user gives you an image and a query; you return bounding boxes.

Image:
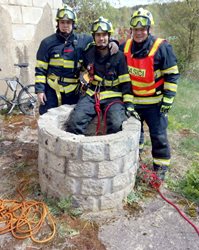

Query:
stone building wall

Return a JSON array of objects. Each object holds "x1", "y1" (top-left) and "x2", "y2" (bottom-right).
[{"x1": 0, "y1": 0, "x2": 62, "y2": 91}]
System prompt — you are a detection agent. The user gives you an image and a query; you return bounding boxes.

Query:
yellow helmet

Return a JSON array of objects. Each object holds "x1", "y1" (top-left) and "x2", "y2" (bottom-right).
[
  {"x1": 56, "y1": 5, "x2": 77, "y2": 23},
  {"x1": 130, "y1": 8, "x2": 154, "y2": 28},
  {"x1": 91, "y1": 17, "x2": 114, "y2": 34}
]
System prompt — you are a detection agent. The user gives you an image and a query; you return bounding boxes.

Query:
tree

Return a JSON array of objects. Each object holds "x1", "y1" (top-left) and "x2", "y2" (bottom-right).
[
  {"x1": 151, "y1": 0, "x2": 199, "y2": 75},
  {"x1": 64, "y1": 0, "x2": 119, "y2": 33}
]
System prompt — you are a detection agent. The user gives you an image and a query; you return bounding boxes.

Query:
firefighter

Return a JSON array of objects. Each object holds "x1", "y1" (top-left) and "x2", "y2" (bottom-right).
[
  {"x1": 122, "y1": 8, "x2": 180, "y2": 180},
  {"x1": 35, "y1": 5, "x2": 118, "y2": 115},
  {"x1": 66, "y1": 17, "x2": 136, "y2": 135}
]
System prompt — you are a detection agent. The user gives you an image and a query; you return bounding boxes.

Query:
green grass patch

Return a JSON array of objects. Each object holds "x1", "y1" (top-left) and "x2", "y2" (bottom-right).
[
  {"x1": 163, "y1": 77, "x2": 199, "y2": 206},
  {"x1": 57, "y1": 197, "x2": 83, "y2": 217},
  {"x1": 167, "y1": 78, "x2": 199, "y2": 205},
  {"x1": 169, "y1": 162, "x2": 199, "y2": 204},
  {"x1": 178, "y1": 136, "x2": 199, "y2": 160},
  {"x1": 44, "y1": 195, "x2": 83, "y2": 218},
  {"x1": 169, "y1": 78, "x2": 199, "y2": 133}
]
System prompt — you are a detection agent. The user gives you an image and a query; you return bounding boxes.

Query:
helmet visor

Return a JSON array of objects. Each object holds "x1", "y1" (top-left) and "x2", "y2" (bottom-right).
[
  {"x1": 130, "y1": 16, "x2": 150, "y2": 27},
  {"x1": 92, "y1": 22, "x2": 111, "y2": 33},
  {"x1": 57, "y1": 9, "x2": 75, "y2": 20}
]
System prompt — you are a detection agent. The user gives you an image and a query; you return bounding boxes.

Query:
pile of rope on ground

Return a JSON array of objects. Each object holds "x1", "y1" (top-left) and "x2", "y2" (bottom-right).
[{"x1": 0, "y1": 182, "x2": 56, "y2": 243}]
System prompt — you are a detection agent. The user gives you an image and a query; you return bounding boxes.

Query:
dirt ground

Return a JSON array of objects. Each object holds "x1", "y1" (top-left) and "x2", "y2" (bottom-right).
[
  {"x1": 0, "y1": 114, "x2": 106, "y2": 250},
  {"x1": 0, "y1": 114, "x2": 198, "y2": 250}
]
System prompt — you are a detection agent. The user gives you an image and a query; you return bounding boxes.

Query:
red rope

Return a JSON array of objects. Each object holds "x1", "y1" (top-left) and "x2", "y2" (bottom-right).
[
  {"x1": 157, "y1": 189, "x2": 199, "y2": 236},
  {"x1": 103, "y1": 100, "x2": 123, "y2": 135},
  {"x1": 94, "y1": 95, "x2": 123, "y2": 135},
  {"x1": 140, "y1": 163, "x2": 199, "y2": 236},
  {"x1": 94, "y1": 92, "x2": 101, "y2": 135}
]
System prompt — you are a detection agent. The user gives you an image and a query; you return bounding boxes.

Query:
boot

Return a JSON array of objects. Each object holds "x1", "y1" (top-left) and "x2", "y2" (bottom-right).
[{"x1": 153, "y1": 164, "x2": 168, "y2": 181}]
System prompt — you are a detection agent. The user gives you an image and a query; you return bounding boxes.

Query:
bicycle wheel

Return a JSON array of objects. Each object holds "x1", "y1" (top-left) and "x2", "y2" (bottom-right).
[
  {"x1": 18, "y1": 84, "x2": 38, "y2": 115},
  {"x1": 0, "y1": 96, "x2": 13, "y2": 114}
]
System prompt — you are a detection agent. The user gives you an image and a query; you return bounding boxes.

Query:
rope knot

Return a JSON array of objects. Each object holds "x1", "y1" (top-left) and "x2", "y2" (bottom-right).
[
  {"x1": 140, "y1": 163, "x2": 162, "y2": 189},
  {"x1": 95, "y1": 101, "x2": 101, "y2": 113}
]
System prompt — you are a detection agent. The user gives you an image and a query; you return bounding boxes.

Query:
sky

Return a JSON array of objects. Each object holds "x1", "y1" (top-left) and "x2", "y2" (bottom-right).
[
  {"x1": 108, "y1": 0, "x2": 154, "y2": 8},
  {"x1": 108, "y1": 0, "x2": 171, "y2": 8}
]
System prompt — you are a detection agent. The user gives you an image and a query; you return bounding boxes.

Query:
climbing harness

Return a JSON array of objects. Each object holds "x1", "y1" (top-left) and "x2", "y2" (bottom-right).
[
  {"x1": 139, "y1": 162, "x2": 199, "y2": 236},
  {"x1": 0, "y1": 181, "x2": 56, "y2": 243}
]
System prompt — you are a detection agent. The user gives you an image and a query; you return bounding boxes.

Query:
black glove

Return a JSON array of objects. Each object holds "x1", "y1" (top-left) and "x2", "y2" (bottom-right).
[
  {"x1": 160, "y1": 103, "x2": 172, "y2": 114},
  {"x1": 125, "y1": 107, "x2": 140, "y2": 121},
  {"x1": 160, "y1": 96, "x2": 174, "y2": 114}
]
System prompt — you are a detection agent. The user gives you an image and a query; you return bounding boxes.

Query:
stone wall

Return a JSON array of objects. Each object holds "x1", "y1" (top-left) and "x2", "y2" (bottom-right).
[
  {"x1": 38, "y1": 105, "x2": 141, "y2": 212},
  {"x1": 0, "y1": 0, "x2": 62, "y2": 90}
]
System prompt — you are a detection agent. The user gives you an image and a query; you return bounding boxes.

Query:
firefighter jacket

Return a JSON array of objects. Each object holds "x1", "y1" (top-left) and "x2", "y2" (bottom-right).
[
  {"x1": 123, "y1": 34, "x2": 180, "y2": 106},
  {"x1": 35, "y1": 30, "x2": 93, "y2": 95},
  {"x1": 83, "y1": 45, "x2": 134, "y2": 108}
]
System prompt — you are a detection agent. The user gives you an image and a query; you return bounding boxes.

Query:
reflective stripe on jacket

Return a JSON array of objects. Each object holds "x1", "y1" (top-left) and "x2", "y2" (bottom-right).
[
  {"x1": 83, "y1": 46, "x2": 134, "y2": 106},
  {"x1": 35, "y1": 31, "x2": 93, "y2": 94},
  {"x1": 124, "y1": 38, "x2": 164, "y2": 97},
  {"x1": 123, "y1": 35, "x2": 180, "y2": 106}
]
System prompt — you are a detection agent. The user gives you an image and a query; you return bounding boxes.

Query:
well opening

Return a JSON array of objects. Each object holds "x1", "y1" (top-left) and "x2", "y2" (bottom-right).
[{"x1": 38, "y1": 105, "x2": 140, "y2": 212}]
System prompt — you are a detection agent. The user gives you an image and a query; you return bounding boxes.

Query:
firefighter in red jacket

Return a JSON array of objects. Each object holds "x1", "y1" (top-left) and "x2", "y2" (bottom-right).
[{"x1": 122, "y1": 8, "x2": 180, "y2": 180}]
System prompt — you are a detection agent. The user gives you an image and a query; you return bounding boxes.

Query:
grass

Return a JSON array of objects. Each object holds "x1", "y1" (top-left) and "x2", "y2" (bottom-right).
[
  {"x1": 132, "y1": 78, "x2": 199, "y2": 207},
  {"x1": 167, "y1": 162, "x2": 199, "y2": 205},
  {"x1": 169, "y1": 78, "x2": 199, "y2": 133},
  {"x1": 167, "y1": 78, "x2": 199, "y2": 204},
  {"x1": 44, "y1": 195, "x2": 83, "y2": 217},
  {"x1": 178, "y1": 162, "x2": 199, "y2": 203},
  {"x1": 178, "y1": 136, "x2": 199, "y2": 161}
]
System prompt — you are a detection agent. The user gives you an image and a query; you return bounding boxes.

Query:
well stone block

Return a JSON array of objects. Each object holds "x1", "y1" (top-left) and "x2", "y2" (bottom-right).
[{"x1": 38, "y1": 105, "x2": 141, "y2": 212}]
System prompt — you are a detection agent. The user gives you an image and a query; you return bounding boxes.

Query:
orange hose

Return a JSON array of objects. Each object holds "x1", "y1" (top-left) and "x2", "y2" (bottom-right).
[{"x1": 0, "y1": 182, "x2": 56, "y2": 243}]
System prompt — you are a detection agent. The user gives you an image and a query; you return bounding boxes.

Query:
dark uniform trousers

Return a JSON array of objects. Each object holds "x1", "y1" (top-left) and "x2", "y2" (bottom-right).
[
  {"x1": 66, "y1": 95, "x2": 127, "y2": 135},
  {"x1": 136, "y1": 104, "x2": 171, "y2": 160},
  {"x1": 39, "y1": 83, "x2": 80, "y2": 115}
]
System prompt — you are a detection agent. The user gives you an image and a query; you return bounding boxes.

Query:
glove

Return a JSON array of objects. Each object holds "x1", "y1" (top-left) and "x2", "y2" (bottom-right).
[
  {"x1": 109, "y1": 41, "x2": 119, "y2": 55},
  {"x1": 160, "y1": 96, "x2": 174, "y2": 114},
  {"x1": 79, "y1": 71, "x2": 90, "y2": 92},
  {"x1": 125, "y1": 107, "x2": 140, "y2": 121},
  {"x1": 160, "y1": 103, "x2": 172, "y2": 114}
]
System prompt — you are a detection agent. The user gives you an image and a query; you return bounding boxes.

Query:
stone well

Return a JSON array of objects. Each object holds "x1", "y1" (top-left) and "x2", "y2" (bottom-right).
[{"x1": 37, "y1": 105, "x2": 141, "y2": 212}]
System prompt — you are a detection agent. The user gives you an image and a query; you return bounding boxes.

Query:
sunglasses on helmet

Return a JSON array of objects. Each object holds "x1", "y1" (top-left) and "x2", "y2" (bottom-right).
[
  {"x1": 130, "y1": 16, "x2": 150, "y2": 27},
  {"x1": 57, "y1": 9, "x2": 75, "y2": 20},
  {"x1": 92, "y1": 22, "x2": 111, "y2": 33}
]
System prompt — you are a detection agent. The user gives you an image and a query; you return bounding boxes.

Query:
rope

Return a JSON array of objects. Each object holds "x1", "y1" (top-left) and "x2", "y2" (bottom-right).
[
  {"x1": 0, "y1": 181, "x2": 56, "y2": 243},
  {"x1": 139, "y1": 162, "x2": 199, "y2": 236},
  {"x1": 157, "y1": 189, "x2": 199, "y2": 236},
  {"x1": 103, "y1": 100, "x2": 123, "y2": 135},
  {"x1": 94, "y1": 97, "x2": 123, "y2": 135},
  {"x1": 94, "y1": 92, "x2": 101, "y2": 135}
]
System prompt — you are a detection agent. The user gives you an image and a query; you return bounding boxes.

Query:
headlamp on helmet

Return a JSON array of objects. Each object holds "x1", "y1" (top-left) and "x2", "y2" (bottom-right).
[
  {"x1": 91, "y1": 17, "x2": 114, "y2": 34},
  {"x1": 130, "y1": 8, "x2": 154, "y2": 28},
  {"x1": 56, "y1": 5, "x2": 77, "y2": 23}
]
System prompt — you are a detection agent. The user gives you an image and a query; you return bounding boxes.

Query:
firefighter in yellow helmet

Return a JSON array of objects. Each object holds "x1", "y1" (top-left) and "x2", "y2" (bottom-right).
[
  {"x1": 35, "y1": 6, "x2": 118, "y2": 115},
  {"x1": 121, "y1": 8, "x2": 180, "y2": 180},
  {"x1": 56, "y1": 5, "x2": 77, "y2": 23},
  {"x1": 66, "y1": 17, "x2": 136, "y2": 135}
]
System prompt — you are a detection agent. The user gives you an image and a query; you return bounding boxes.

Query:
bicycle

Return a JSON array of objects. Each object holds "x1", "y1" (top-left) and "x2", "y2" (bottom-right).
[{"x1": 0, "y1": 63, "x2": 38, "y2": 115}]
